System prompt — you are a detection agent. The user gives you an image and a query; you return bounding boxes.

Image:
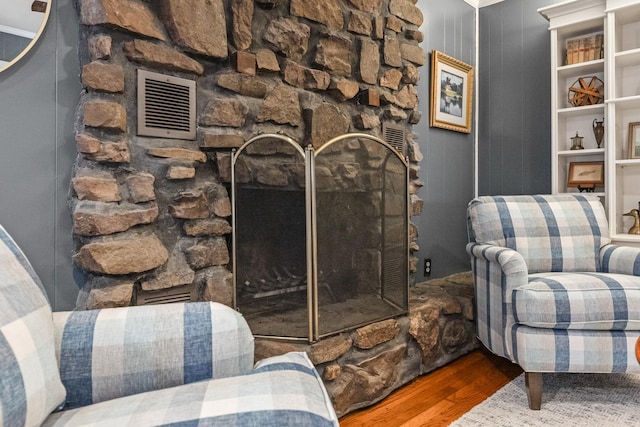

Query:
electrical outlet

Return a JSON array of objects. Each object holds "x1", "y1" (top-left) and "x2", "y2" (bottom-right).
[{"x1": 424, "y1": 258, "x2": 432, "y2": 276}]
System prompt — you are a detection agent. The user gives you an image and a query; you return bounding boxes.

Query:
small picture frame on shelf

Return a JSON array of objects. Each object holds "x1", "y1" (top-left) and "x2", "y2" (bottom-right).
[
  {"x1": 628, "y1": 122, "x2": 640, "y2": 159},
  {"x1": 567, "y1": 161, "x2": 604, "y2": 192}
]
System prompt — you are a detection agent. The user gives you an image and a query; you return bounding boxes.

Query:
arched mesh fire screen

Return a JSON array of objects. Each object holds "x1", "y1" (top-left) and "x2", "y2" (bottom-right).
[{"x1": 232, "y1": 133, "x2": 408, "y2": 342}]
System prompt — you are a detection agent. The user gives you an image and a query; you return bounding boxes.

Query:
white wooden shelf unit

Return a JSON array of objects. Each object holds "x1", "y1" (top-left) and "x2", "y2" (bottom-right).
[{"x1": 540, "y1": 0, "x2": 640, "y2": 246}]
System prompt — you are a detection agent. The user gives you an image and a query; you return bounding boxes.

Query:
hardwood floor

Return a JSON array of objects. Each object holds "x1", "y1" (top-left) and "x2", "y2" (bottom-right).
[{"x1": 339, "y1": 349, "x2": 523, "y2": 426}]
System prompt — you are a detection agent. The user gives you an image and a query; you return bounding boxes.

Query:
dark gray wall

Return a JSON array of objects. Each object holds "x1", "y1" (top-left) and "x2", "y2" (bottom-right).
[
  {"x1": 414, "y1": 0, "x2": 476, "y2": 281},
  {"x1": 0, "y1": 0, "x2": 79, "y2": 310},
  {"x1": 477, "y1": 0, "x2": 557, "y2": 196}
]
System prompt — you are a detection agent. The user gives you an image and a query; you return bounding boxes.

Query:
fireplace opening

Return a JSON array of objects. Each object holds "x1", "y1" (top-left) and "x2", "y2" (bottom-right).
[
  {"x1": 232, "y1": 133, "x2": 408, "y2": 341},
  {"x1": 235, "y1": 186, "x2": 309, "y2": 338}
]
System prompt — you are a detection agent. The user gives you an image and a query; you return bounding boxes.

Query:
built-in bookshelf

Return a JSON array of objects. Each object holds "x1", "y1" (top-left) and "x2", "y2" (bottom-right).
[{"x1": 540, "y1": 0, "x2": 640, "y2": 247}]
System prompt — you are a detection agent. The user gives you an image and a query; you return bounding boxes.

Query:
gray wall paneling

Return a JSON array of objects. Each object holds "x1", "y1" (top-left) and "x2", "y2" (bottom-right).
[
  {"x1": 414, "y1": 0, "x2": 476, "y2": 281},
  {"x1": 477, "y1": 0, "x2": 558, "y2": 196},
  {"x1": 0, "y1": 0, "x2": 79, "y2": 310}
]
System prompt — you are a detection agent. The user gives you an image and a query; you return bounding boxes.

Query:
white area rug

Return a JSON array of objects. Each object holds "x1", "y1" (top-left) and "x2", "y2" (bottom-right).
[{"x1": 450, "y1": 372, "x2": 640, "y2": 426}]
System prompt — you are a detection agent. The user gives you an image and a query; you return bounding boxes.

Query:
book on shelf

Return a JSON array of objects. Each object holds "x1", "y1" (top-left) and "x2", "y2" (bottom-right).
[
  {"x1": 595, "y1": 33, "x2": 603, "y2": 60},
  {"x1": 565, "y1": 31, "x2": 604, "y2": 65}
]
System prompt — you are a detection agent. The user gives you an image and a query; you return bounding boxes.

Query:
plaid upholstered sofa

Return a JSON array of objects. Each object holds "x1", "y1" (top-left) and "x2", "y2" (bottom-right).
[
  {"x1": 467, "y1": 195, "x2": 640, "y2": 409},
  {"x1": 0, "y1": 225, "x2": 338, "y2": 426}
]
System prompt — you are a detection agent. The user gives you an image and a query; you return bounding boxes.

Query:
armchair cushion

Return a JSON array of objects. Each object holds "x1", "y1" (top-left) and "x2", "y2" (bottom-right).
[
  {"x1": 514, "y1": 272, "x2": 640, "y2": 330},
  {"x1": 53, "y1": 302, "x2": 254, "y2": 409},
  {"x1": 468, "y1": 195, "x2": 610, "y2": 273},
  {"x1": 511, "y1": 327, "x2": 638, "y2": 373},
  {"x1": 0, "y1": 225, "x2": 66, "y2": 426}
]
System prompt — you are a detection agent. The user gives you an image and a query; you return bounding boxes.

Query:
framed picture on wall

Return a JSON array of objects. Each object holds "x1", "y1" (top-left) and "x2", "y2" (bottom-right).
[
  {"x1": 429, "y1": 50, "x2": 474, "y2": 134},
  {"x1": 628, "y1": 122, "x2": 640, "y2": 159}
]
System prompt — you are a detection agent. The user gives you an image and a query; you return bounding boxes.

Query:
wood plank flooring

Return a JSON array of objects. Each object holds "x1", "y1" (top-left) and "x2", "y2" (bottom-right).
[{"x1": 339, "y1": 348, "x2": 523, "y2": 426}]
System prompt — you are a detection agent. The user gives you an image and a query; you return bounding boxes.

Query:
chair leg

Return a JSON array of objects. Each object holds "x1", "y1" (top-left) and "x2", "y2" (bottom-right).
[{"x1": 525, "y1": 372, "x2": 542, "y2": 410}]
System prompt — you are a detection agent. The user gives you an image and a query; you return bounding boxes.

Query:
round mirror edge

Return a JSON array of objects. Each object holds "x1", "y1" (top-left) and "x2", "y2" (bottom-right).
[{"x1": 0, "y1": 0, "x2": 53, "y2": 73}]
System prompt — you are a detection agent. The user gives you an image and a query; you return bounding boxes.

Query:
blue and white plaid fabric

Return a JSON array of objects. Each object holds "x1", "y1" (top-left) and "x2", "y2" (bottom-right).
[
  {"x1": 468, "y1": 242, "x2": 528, "y2": 359},
  {"x1": 468, "y1": 194, "x2": 610, "y2": 273},
  {"x1": 43, "y1": 352, "x2": 339, "y2": 427},
  {"x1": 467, "y1": 195, "x2": 640, "y2": 374},
  {"x1": 511, "y1": 326, "x2": 640, "y2": 373},
  {"x1": 601, "y1": 244, "x2": 640, "y2": 275},
  {"x1": 0, "y1": 225, "x2": 66, "y2": 426},
  {"x1": 52, "y1": 302, "x2": 255, "y2": 409},
  {"x1": 514, "y1": 272, "x2": 640, "y2": 330}
]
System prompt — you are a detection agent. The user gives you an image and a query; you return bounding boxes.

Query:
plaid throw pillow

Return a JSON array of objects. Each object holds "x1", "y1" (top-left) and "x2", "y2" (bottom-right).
[{"x1": 0, "y1": 225, "x2": 66, "y2": 426}]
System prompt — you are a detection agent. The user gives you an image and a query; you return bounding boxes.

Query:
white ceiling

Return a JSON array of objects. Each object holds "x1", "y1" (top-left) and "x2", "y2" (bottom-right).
[{"x1": 0, "y1": 0, "x2": 49, "y2": 35}]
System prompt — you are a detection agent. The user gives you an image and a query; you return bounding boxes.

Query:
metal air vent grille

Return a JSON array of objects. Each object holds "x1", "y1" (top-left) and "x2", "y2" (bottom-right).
[
  {"x1": 137, "y1": 284, "x2": 196, "y2": 305},
  {"x1": 383, "y1": 122, "x2": 406, "y2": 154},
  {"x1": 138, "y1": 69, "x2": 196, "y2": 140}
]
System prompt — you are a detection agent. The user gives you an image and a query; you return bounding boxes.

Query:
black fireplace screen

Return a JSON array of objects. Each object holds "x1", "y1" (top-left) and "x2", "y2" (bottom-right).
[{"x1": 232, "y1": 133, "x2": 408, "y2": 341}]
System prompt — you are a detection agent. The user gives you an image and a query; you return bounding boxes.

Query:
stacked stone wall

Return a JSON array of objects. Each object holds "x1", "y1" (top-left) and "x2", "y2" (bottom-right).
[{"x1": 72, "y1": 0, "x2": 425, "y2": 309}]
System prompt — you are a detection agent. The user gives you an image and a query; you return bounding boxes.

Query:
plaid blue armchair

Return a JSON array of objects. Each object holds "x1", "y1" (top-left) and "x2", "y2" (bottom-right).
[
  {"x1": 467, "y1": 195, "x2": 640, "y2": 409},
  {"x1": 0, "y1": 225, "x2": 338, "y2": 426}
]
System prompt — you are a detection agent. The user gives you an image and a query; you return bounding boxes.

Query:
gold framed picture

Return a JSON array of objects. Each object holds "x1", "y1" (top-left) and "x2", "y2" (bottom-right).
[
  {"x1": 567, "y1": 161, "x2": 605, "y2": 187},
  {"x1": 628, "y1": 122, "x2": 640, "y2": 159},
  {"x1": 429, "y1": 50, "x2": 474, "y2": 134}
]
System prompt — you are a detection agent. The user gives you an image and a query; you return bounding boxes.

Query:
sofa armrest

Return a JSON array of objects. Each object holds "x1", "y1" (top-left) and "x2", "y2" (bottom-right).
[
  {"x1": 600, "y1": 244, "x2": 640, "y2": 275},
  {"x1": 44, "y1": 351, "x2": 339, "y2": 427},
  {"x1": 52, "y1": 302, "x2": 254, "y2": 410},
  {"x1": 466, "y1": 242, "x2": 528, "y2": 360}
]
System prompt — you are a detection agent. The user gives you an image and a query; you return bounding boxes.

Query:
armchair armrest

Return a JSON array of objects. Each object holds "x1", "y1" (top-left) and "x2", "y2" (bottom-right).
[
  {"x1": 467, "y1": 243, "x2": 529, "y2": 279},
  {"x1": 466, "y1": 242, "x2": 529, "y2": 360},
  {"x1": 52, "y1": 302, "x2": 254, "y2": 410},
  {"x1": 600, "y1": 244, "x2": 640, "y2": 276}
]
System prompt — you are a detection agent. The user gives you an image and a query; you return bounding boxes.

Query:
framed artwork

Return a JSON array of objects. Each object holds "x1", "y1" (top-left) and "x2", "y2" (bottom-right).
[
  {"x1": 567, "y1": 161, "x2": 605, "y2": 188},
  {"x1": 429, "y1": 50, "x2": 474, "y2": 134},
  {"x1": 628, "y1": 122, "x2": 640, "y2": 159}
]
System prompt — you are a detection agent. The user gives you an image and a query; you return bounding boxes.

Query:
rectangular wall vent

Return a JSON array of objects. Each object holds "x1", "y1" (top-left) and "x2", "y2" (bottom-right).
[
  {"x1": 136, "y1": 284, "x2": 196, "y2": 306},
  {"x1": 137, "y1": 69, "x2": 196, "y2": 140},
  {"x1": 383, "y1": 122, "x2": 406, "y2": 154}
]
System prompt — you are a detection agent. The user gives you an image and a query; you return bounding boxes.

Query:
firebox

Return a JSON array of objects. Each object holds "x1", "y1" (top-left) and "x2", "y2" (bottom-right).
[{"x1": 232, "y1": 133, "x2": 409, "y2": 342}]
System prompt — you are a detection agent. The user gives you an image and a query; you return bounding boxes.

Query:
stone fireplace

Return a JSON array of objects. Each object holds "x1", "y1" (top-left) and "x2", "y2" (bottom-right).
[
  {"x1": 71, "y1": 0, "x2": 425, "y2": 311},
  {"x1": 66, "y1": 0, "x2": 478, "y2": 417}
]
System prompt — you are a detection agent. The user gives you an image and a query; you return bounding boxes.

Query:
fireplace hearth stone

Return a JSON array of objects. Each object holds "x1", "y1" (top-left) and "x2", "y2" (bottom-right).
[{"x1": 254, "y1": 271, "x2": 478, "y2": 417}]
